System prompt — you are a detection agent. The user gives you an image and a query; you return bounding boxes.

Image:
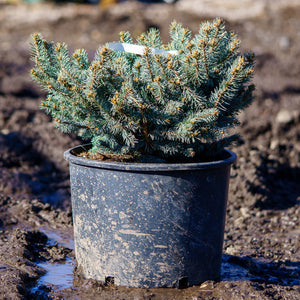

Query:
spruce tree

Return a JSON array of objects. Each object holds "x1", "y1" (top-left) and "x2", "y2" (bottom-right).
[{"x1": 30, "y1": 19, "x2": 255, "y2": 162}]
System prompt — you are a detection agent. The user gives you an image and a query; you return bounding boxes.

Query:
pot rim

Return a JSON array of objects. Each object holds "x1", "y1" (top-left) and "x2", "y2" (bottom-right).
[{"x1": 64, "y1": 144, "x2": 236, "y2": 172}]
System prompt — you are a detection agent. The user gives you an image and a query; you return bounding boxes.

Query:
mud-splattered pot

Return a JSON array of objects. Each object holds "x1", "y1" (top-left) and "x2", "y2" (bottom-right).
[{"x1": 64, "y1": 145, "x2": 236, "y2": 288}]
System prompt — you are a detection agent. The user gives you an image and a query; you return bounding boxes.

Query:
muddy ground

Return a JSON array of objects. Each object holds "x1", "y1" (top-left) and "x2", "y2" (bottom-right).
[{"x1": 0, "y1": 1, "x2": 299, "y2": 299}]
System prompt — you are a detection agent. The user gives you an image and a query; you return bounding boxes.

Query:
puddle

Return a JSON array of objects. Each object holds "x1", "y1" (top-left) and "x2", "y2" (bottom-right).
[
  {"x1": 221, "y1": 254, "x2": 300, "y2": 286},
  {"x1": 32, "y1": 257, "x2": 74, "y2": 293},
  {"x1": 31, "y1": 229, "x2": 75, "y2": 295},
  {"x1": 41, "y1": 228, "x2": 75, "y2": 250},
  {"x1": 31, "y1": 229, "x2": 299, "y2": 296},
  {"x1": 221, "y1": 254, "x2": 256, "y2": 281}
]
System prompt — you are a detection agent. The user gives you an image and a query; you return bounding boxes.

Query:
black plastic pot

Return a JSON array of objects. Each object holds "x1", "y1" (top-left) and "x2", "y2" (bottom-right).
[{"x1": 64, "y1": 145, "x2": 236, "y2": 288}]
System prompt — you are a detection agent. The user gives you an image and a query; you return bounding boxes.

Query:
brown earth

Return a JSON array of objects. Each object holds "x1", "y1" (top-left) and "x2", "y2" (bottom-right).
[{"x1": 0, "y1": 1, "x2": 299, "y2": 299}]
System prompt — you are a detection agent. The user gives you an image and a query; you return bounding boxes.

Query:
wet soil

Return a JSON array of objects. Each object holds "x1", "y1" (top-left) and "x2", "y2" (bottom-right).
[{"x1": 0, "y1": 1, "x2": 299, "y2": 299}]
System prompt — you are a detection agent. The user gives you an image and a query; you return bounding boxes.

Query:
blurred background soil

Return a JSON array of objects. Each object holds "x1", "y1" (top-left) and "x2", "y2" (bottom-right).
[{"x1": 0, "y1": 0, "x2": 299, "y2": 299}]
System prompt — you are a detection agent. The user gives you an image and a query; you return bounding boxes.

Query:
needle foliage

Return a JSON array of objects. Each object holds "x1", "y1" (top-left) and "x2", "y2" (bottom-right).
[{"x1": 30, "y1": 19, "x2": 255, "y2": 162}]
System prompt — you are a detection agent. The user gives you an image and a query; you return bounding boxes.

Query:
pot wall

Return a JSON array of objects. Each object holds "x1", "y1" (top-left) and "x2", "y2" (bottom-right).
[{"x1": 65, "y1": 146, "x2": 236, "y2": 288}]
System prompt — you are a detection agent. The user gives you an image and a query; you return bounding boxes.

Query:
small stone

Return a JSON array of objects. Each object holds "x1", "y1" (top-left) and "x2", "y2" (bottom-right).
[
  {"x1": 234, "y1": 216, "x2": 244, "y2": 226},
  {"x1": 240, "y1": 207, "x2": 250, "y2": 218},
  {"x1": 225, "y1": 245, "x2": 239, "y2": 255},
  {"x1": 270, "y1": 139, "x2": 279, "y2": 150},
  {"x1": 1, "y1": 129, "x2": 10, "y2": 135},
  {"x1": 275, "y1": 109, "x2": 294, "y2": 125},
  {"x1": 279, "y1": 36, "x2": 291, "y2": 50}
]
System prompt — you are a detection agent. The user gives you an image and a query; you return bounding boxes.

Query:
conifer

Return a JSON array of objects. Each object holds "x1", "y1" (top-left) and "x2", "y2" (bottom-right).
[{"x1": 30, "y1": 19, "x2": 255, "y2": 162}]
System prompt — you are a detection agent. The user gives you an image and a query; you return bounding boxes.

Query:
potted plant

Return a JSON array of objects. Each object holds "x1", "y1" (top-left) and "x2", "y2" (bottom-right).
[{"x1": 30, "y1": 19, "x2": 255, "y2": 288}]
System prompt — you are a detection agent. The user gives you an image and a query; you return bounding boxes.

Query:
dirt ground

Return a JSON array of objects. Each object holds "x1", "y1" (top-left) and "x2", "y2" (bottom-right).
[{"x1": 0, "y1": 0, "x2": 299, "y2": 299}]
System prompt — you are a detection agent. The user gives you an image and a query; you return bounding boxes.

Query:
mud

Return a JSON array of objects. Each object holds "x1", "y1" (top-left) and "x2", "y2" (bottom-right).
[{"x1": 0, "y1": 1, "x2": 299, "y2": 299}]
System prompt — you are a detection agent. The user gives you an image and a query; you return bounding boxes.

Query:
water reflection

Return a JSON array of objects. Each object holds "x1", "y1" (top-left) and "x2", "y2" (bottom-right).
[{"x1": 34, "y1": 257, "x2": 74, "y2": 290}]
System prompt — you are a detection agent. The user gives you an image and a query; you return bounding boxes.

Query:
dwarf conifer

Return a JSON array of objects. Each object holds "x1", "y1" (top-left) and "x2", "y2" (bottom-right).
[{"x1": 30, "y1": 19, "x2": 255, "y2": 162}]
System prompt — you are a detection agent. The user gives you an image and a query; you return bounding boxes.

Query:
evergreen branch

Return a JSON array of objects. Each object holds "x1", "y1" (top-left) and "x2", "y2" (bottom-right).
[
  {"x1": 60, "y1": 64, "x2": 82, "y2": 88},
  {"x1": 213, "y1": 71, "x2": 238, "y2": 109},
  {"x1": 115, "y1": 87, "x2": 133, "y2": 113},
  {"x1": 214, "y1": 40, "x2": 239, "y2": 67},
  {"x1": 192, "y1": 109, "x2": 219, "y2": 123},
  {"x1": 154, "y1": 56, "x2": 171, "y2": 82},
  {"x1": 213, "y1": 18, "x2": 222, "y2": 39},
  {"x1": 31, "y1": 34, "x2": 57, "y2": 84},
  {"x1": 119, "y1": 31, "x2": 133, "y2": 44},
  {"x1": 200, "y1": 40, "x2": 210, "y2": 79},
  {"x1": 140, "y1": 115, "x2": 151, "y2": 150},
  {"x1": 144, "y1": 47, "x2": 154, "y2": 82}
]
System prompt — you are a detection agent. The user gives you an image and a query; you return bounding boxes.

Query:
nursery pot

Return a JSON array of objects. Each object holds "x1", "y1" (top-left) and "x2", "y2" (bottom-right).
[{"x1": 64, "y1": 145, "x2": 236, "y2": 288}]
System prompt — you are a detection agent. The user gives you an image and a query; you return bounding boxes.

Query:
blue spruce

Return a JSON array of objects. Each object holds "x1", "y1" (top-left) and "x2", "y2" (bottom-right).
[{"x1": 30, "y1": 19, "x2": 255, "y2": 162}]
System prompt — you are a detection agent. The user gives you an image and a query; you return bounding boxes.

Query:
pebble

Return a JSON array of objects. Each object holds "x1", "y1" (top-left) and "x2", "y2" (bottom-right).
[
  {"x1": 234, "y1": 216, "x2": 245, "y2": 226},
  {"x1": 1, "y1": 129, "x2": 10, "y2": 135},
  {"x1": 270, "y1": 139, "x2": 279, "y2": 150},
  {"x1": 275, "y1": 109, "x2": 294, "y2": 125},
  {"x1": 279, "y1": 36, "x2": 291, "y2": 50},
  {"x1": 225, "y1": 245, "x2": 239, "y2": 256},
  {"x1": 240, "y1": 207, "x2": 250, "y2": 218}
]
